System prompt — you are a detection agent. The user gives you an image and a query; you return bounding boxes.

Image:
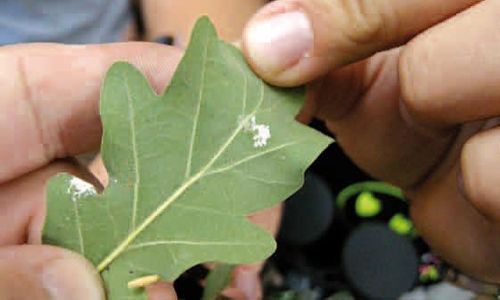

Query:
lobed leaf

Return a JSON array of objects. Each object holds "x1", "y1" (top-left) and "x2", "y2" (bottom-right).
[{"x1": 43, "y1": 17, "x2": 332, "y2": 299}]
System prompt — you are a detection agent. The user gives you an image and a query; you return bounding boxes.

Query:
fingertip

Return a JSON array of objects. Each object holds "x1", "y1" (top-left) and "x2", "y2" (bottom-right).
[
  {"x1": 461, "y1": 125, "x2": 500, "y2": 222},
  {"x1": 243, "y1": 10, "x2": 311, "y2": 80},
  {"x1": 41, "y1": 252, "x2": 105, "y2": 300},
  {"x1": 0, "y1": 245, "x2": 105, "y2": 300},
  {"x1": 243, "y1": 1, "x2": 332, "y2": 87}
]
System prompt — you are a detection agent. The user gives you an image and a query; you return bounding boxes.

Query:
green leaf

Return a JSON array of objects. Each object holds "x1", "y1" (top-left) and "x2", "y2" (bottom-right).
[
  {"x1": 42, "y1": 17, "x2": 332, "y2": 299},
  {"x1": 202, "y1": 264, "x2": 235, "y2": 300}
]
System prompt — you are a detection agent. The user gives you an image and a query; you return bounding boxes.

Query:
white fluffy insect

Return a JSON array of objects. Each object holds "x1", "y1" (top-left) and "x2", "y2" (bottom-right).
[
  {"x1": 240, "y1": 115, "x2": 271, "y2": 148},
  {"x1": 68, "y1": 177, "x2": 97, "y2": 201}
]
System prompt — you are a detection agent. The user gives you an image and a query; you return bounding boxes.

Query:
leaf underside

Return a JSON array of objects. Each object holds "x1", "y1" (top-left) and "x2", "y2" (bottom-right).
[{"x1": 43, "y1": 17, "x2": 332, "y2": 300}]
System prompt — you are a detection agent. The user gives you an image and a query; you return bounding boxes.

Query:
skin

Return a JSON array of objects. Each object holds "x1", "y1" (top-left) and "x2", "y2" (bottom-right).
[
  {"x1": 242, "y1": 0, "x2": 500, "y2": 284},
  {"x1": 2, "y1": 0, "x2": 499, "y2": 298},
  {"x1": 140, "y1": 0, "x2": 268, "y2": 46}
]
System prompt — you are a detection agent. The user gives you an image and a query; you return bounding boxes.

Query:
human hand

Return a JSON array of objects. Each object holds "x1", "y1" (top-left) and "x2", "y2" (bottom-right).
[
  {"x1": 0, "y1": 43, "x2": 182, "y2": 299},
  {"x1": 242, "y1": 0, "x2": 500, "y2": 283}
]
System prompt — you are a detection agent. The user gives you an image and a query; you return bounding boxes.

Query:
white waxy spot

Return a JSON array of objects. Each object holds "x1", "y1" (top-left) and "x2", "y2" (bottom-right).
[
  {"x1": 252, "y1": 123, "x2": 271, "y2": 147},
  {"x1": 68, "y1": 177, "x2": 96, "y2": 201},
  {"x1": 239, "y1": 115, "x2": 271, "y2": 148}
]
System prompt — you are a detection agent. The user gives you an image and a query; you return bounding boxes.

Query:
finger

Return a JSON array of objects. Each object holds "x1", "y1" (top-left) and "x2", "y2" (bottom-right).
[
  {"x1": 410, "y1": 162, "x2": 500, "y2": 283},
  {"x1": 232, "y1": 264, "x2": 263, "y2": 300},
  {"x1": 461, "y1": 122, "x2": 500, "y2": 222},
  {"x1": 400, "y1": 0, "x2": 500, "y2": 129},
  {"x1": 314, "y1": 50, "x2": 454, "y2": 187},
  {"x1": 0, "y1": 43, "x2": 182, "y2": 183},
  {"x1": 242, "y1": 0, "x2": 480, "y2": 86},
  {"x1": 89, "y1": 154, "x2": 108, "y2": 187},
  {"x1": 221, "y1": 287, "x2": 246, "y2": 300},
  {"x1": 0, "y1": 160, "x2": 97, "y2": 245},
  {"x1": 0, "y1": 245, "x2": 104, "y2": 300},
  {"x1": 146, "y1": 281, "x2": 178, "y2": 300}
]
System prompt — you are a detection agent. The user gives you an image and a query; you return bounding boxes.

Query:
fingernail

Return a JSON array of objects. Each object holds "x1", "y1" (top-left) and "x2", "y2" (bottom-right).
[
  {"x1": 245, "y1": 11, "x2": 313, "y2": 74},
  {"x1": 42, "y1": 257, "x2": 104, "y2": 300}
]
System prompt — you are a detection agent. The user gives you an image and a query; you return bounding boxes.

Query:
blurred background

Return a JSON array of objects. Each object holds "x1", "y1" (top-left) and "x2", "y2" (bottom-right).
[{"x1": 0, "y1": 1, "x2": 487, "y2": 299}]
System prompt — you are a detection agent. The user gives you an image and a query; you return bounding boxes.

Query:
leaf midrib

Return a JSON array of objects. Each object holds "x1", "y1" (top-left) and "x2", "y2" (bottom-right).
[{"x1": 96, "y1": 84, "x2": 265, "y2": 272}]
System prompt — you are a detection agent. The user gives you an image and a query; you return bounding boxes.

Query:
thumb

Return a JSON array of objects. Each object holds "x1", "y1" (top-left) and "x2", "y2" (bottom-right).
[
  {"x1": 0, "y1": 245, "x2": 105, "y2": 300},
  {"x1": 242, "y1": 0, "x2": 479, "y2": 86}
]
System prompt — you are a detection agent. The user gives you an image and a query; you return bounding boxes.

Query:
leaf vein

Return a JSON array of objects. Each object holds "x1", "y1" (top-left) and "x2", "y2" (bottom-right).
[
  {"x1": 127, "y1": 240, "x2": 265, "y2": 252},
  {"x1": 235, "y1": 170, "x2": 298, "y2": 186},
  {"x1": 204, "y1": 141, "x2": 300, "y2": 177},
  {"x1": 184, "y1": 33, "x2": 210, "y2": 179},
  {"x1": 173, "y1": 203, "x2": 236, "y2": 216}
]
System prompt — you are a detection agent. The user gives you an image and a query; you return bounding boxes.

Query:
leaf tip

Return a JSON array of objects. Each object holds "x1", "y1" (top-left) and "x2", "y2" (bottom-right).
[
  {"x1": 191, "y1": 16, "x2": 218, "y2": 40},
  {"x1": 106, "y1": 61, "x2": 137, "y2": 76}
]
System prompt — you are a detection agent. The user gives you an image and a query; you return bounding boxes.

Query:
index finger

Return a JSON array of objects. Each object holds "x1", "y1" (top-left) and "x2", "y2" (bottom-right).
[{"x1": 0, "y1": 43, "x2": 181, "y2": 183}]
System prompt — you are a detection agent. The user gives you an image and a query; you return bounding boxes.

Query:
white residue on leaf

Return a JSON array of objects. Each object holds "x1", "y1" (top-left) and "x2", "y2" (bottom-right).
[
  {"x1": 239, "y1": 115, "x2": 271, "y2": 148},
  {"x1": 68, "y1": 177, "x2": 96, "y2": 201}
]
